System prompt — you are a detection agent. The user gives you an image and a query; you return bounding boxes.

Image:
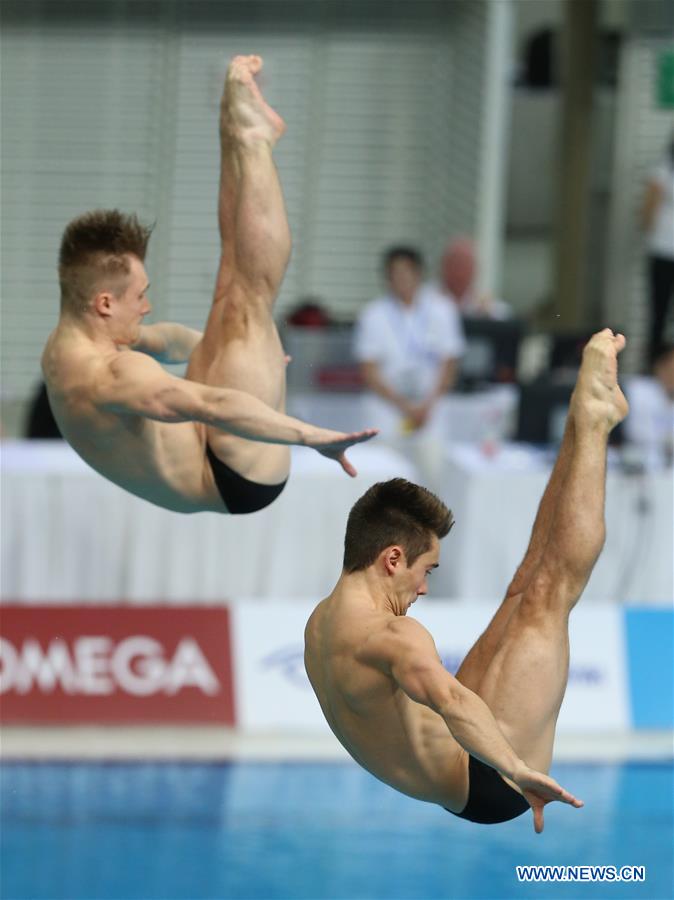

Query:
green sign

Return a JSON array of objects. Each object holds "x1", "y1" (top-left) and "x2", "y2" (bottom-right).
[{"x1": 658, "y1": 50, "x2": 674, "y2": 108}]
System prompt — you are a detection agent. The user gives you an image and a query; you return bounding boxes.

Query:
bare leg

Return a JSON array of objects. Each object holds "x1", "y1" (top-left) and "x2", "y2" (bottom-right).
[
  {"x1": 455, "y1": 415, "x2": 577, "y2": 693},
  {"x1": 186, "y1": 55, "x2": 292, "y2": 484},
  {"x1": 471, "y1": 330, "x2": 628, "y2": 773}
]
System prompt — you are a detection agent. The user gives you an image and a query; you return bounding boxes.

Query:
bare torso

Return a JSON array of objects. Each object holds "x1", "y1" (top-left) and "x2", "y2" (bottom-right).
[
  {"x1": 41, "y1": 327, "x2": 224, "y2": 513},
  {"x1": 304, "y1": 589, "x2": 469, "y2": 811}
]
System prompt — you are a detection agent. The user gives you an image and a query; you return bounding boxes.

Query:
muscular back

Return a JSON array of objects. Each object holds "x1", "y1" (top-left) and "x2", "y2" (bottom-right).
[
  {"x1": 41, "y1": 328, "x2": 219, "y2": 513},
  {"x1": 304, "y1": 590, "x2": 467, "y2": 809}
]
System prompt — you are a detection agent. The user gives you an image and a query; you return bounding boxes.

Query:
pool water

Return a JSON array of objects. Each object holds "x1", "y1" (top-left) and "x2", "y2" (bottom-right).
[{"x1": 1, "y1": 761, "x2": 672, "y2": 900}]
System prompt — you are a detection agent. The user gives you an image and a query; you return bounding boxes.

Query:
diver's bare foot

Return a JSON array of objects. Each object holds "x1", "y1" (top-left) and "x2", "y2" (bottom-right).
[
  {"x1": 221, "y1": 55, "x2": 286, "y2": 147},
  {"x1": 570, "y1": 329, "x2": 629, "y2": 433}
]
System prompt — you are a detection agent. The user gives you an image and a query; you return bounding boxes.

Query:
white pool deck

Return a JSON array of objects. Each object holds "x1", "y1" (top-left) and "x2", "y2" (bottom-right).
[{"x1": 1, "y1": 727, "x2": 672, "y2": 763}]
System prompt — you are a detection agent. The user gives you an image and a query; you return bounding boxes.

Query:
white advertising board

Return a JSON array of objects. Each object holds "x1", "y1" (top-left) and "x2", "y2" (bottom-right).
[
  {"x1": 231, "y1": 601, "x2": 629, "y2": 733},
  {"x1": 231, "y1": 602, "x2": 329, "y2": 732}
]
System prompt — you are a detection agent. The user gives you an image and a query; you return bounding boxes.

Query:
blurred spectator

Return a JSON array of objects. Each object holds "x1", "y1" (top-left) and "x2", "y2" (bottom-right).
[
  {"x1": 440, "y1": 237, "x2": 512, "y2": 320},
  {"x1": 640, "y1": 132, "x2": 674, "y2": 364},
  {"x1": 624, "y1": 344, "x2": 674, "y2": 470},
  {"x1": 25, "y1": 381, "x2": 62, "y2": 439},
  {"x1": 354, "y1": 246, "x2": 464, "y2": 437}
]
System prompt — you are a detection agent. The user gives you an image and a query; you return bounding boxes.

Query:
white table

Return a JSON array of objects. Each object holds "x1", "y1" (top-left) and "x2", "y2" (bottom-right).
[
  {"x1": 433, "y1": 443, "x2": 673, "y2": 604},
  {"x1": 1, "y1": 441, "x2": 418, "y2": 602}
]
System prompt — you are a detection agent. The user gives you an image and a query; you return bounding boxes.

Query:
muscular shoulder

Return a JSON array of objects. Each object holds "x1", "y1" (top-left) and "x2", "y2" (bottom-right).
[
  {"x1": 306, "y1": 595, "x2": 364, "y2": 652},
  {"x1": 375, "y1": 615, "x2": 433, "y2": 645},
  {"x1": 42, "y1": 330, "x2": 106, "y2": 397},
  {"x1": 104, "y1": 347, "x2": 164, "y2": 382},
  {"x1": 44, "y1": 334, "x2": 167, "y2": 421},
  {"x1": 306, "y1": 594, "x2": 381, "y2": 660},
  {"x1": 356, "y1": 615, "x2": 436, "y2": 671}
]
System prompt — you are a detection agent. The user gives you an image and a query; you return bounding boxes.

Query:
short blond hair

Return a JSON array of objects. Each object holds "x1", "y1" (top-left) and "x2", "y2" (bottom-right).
[{"x1": 58, "y1": 209, "x2": 153, "y2": 314}]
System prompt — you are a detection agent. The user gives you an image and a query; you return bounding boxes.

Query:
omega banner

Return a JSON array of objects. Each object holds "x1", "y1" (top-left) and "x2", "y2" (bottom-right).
[{"x1": 0, "y1": 606, "x2": 235, "y2": 724}]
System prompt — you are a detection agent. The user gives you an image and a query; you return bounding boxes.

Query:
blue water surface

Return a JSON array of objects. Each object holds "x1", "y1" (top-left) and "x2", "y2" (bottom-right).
[{"x1": 1, "y1": 761, "x2": 672, "y2": 900}]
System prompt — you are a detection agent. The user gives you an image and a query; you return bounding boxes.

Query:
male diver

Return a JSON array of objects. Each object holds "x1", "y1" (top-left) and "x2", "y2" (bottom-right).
[{"x1": 305, "y1": 330, "x2": 627, "y2": 831}]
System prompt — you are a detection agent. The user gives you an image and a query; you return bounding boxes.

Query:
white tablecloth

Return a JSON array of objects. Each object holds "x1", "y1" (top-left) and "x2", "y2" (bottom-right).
[
  {"x1": 4, "y1": 440, "x2": 671, "y2": 605},
  {"x1": 1, "y1": 441, "x2": 418, "y2": 602},
  {"x1": 433, "y1": 443, "x2": 673, "y2": 604},
  {"x1": 287, "y1": 387, "x2": 517, "y2": 443}
]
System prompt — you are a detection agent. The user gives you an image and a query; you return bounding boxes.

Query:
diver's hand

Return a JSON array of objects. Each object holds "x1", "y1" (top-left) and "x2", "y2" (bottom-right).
[
  {"x1": 512, "y1": 765, "x2": 584, "y2": 834},
  {"x1": 305, "y1": 427, "x2": 379, "y2": 477}
]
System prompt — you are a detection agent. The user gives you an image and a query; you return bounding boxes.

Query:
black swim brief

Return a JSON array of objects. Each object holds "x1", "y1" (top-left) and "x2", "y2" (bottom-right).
[
  {"x1": 447, "y1": 755, "x2": 530, "y2": 825},
  {"x1": 206, "y1": 444, "x2": 287, "y2": 514}
]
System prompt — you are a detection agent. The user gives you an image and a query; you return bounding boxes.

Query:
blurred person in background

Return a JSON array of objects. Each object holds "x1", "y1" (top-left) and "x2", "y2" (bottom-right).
[
  {"x1": 440, "y1": 236, "x2": 512, "y2": 320},
  {"x1": 25, "y1": 381, "x2": 62, "y2": 439},
  {"x1": 624, "y1": 343, "x2": 674, "y2": 469},
  {"x1": 640, "y1": 131, "x2": 674, "y2": 364},
  {"x1": 353, "y1": 246, "x2": 465, "y2": 440}
]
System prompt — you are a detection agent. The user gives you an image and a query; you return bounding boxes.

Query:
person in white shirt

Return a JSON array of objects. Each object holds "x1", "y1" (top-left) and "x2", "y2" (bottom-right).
[
  {"x1": 641, "y1": 135, "x2": 674, "y2": 364},
  {"x1": 353, "y1": 246, "x2": 465, "y2": 439},
  {"x1": 624, "y1": 344, "x2": 674, "y2": 470},
  {"x1": 440, "y1": 236, "x2": 512, "y2": 320}
]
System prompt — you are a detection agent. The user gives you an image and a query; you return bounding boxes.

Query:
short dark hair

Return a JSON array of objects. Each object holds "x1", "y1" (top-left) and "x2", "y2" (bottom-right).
[
  {"x1": 58, "y1": 209, "x2": 153, "y2": 314},
  {"x1": 382, "y1": 245, "x2": 424, "y2": 275},
  {"x1": 343, "y1": 478, "x2": 454, "y2": 573}
]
